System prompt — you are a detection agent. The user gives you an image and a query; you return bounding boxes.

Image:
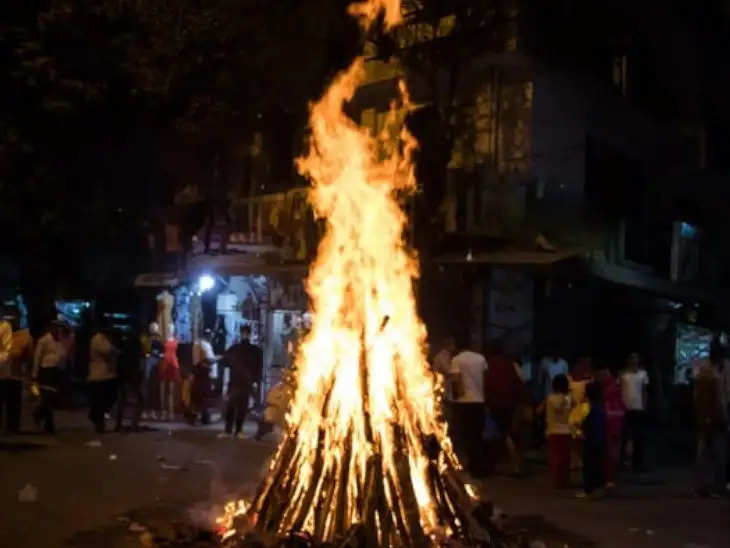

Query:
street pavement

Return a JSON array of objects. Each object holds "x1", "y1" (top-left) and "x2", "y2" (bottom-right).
[{"x1": 0, "y1": 410, "x2": 728, "y2": 548}]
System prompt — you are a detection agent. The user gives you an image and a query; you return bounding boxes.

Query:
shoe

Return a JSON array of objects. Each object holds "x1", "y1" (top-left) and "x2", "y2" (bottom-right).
[
  {"x1": 235, "y1": 432, "x2": 246, "y2": 440},
  {"x1": 217, "y1": 432, "x2": 232, "y2": 439}
]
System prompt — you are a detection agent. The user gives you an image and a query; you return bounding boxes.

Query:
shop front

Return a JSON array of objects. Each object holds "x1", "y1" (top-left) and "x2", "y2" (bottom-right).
[{"x1": 135, "y1": 253, "x2": 308, "y2": 414}]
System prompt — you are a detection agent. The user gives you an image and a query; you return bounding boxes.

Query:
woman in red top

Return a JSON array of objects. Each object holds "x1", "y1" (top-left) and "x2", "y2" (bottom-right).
[
  {"x1": 485, "y1": 343, "x2": 528, "y2": 476},
  {"x1": 159, "y1": 326, "x2": 180, "y2": 420}
]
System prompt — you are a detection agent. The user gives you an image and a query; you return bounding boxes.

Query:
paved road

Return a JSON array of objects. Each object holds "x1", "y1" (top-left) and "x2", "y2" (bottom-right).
[{"x1": 0, "y1": 411, "x2": 728, "y2": 547}]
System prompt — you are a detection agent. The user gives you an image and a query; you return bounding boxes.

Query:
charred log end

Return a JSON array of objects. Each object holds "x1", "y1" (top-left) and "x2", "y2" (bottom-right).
[{"x1": 422, "y1": 433, "x2": 440, "y2": 461}]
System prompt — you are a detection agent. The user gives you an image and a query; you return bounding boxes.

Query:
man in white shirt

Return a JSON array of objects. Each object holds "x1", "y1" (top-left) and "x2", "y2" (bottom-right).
[
  {"x1": 620, "y1": 352, "x2": 649, "y2": 472},
  {"x1": 448, "y1": 340, "x2": 489, "y2": 477},
  {"x1": 32, "y1": 322, "x2": 68, "y2": 434},
  {"x1": 538, "y1": 345, "x2": 569, "y2": 400}
]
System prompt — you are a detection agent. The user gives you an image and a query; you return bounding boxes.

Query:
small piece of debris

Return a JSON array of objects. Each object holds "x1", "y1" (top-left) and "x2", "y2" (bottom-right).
[
  {"x1": 109, "y1": 454, "x2": 118, "y2": 461},
  {"x1": 646, "y1": 530, "x2": 655, "y2": 536},
  {"x1": 128, "y1": 522, "x2": 147, "y2": 533},
  {"x1": 139, "y1": 531, "x2": 155, "y2": 547},
  {"x1": 194, "y1": 459, "x2": 214, "y2": 465},
  {"x1": 115, "y1": 516, "x2": 130, "y2": 522},
  {"x1": 18, "y1": 484, "x2": 38, "y2": 503},
  {"x1": 529, "y1": 541, "x2": 547, "y2": 548},
  {"x1": 85, "y1": 440, "x2": 102, "y2": 448},
  {"x1": 628, "y1": 527, "x2": 640, "y2": 534},
  {"x1": 160, "y1": 463, "x2": 185, "y2": 471}
]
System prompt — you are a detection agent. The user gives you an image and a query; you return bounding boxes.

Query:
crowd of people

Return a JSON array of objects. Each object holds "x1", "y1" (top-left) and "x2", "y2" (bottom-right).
[
  {"x1": 433, "y1": 335, "x2": 730, "y2": 499},
  {"x1": 0, "y1": 306, "x2": 292, "y2": 440},
  {"x1": 3, "y1": 303, "x2": 729, "y2": 499}
]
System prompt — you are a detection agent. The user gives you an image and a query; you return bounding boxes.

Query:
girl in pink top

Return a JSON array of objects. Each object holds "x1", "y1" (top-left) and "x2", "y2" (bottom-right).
[{"x1": 600, "y1": 368, "x2": 625, "y2": 486}]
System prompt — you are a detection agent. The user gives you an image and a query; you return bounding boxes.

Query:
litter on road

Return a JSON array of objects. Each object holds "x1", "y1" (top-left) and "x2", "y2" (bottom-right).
[
  {"x1": 128, "y1": 522, "x2": 147, "y2": 533},
  {"x1": 18, "y1": 484, "x2": 38, "y2": 503}
]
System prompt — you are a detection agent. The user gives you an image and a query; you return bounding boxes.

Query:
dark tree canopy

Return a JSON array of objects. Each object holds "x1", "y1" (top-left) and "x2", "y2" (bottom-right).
[{"x1": 0, "y1": 0, "x2": 360, "y2": 313}]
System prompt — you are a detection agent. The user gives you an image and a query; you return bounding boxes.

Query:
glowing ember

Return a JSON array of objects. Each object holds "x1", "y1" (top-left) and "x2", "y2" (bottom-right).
[{"x1": 221, "y1": 1, "x2": 493, "y2": 545}]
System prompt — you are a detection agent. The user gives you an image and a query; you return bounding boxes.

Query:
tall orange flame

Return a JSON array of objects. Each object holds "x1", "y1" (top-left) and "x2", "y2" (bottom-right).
[{"x1": 233, "y1": 2, "x2": 489, "y2": 545}]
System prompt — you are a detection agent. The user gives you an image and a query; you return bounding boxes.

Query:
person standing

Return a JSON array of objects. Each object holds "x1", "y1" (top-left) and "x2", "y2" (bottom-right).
[
  {"x1": 599, "y1": 367, "x2": 625, "y2": 487},
  {"x1": 190, "y1": 329, "x2": 218, "y2": 424},
  {"x1": 115, "y1": 330, "x2": 144, "y2": 432},
  {"x1": 3, "y1": 311, "x2": 34, "y2": 434},
  {"x1": 0, "y1": 316, "x2": 15, "y2": 433},
  {"x1": 432, "y1": 336, "x2": 457, "y2": 420},
  {"x1": 484, "y1": 342, "x2": 526, "y2": 476},
  {"x1": 88, "y1": 326, "x2": 120, "y2": 433},
  {"x1": 576, "y1": 382, "x2": 606, "y2": 498},
  {"x1": 545, "y1": 374, "x2": 572, "y2": 488},
  {"x1": 32, "y1": 321, "x2": 68, "y2": 433},
  {"x1": 620, "y1": 352, "x2": 649, "y2": 472},
  {"x1": 693, "y1": 348, "x2": 728, "y2": 497},
  {"x1": 538, "y1": 345, "x2": 569, "y2": 401},
  {"x1": 140, "y1": 322, "x2": 163, "y2": 419},
  {"x1": 448, "y1": 338, "x2": 489, "y2": 477},
  {"x1": 220, "y1": 325, "x2": 262, "y2": 439}
]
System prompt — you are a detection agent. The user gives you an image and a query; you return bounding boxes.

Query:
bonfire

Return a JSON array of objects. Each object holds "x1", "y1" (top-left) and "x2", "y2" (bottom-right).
[{"x1": 219, "y1": 1, "x2": 505, "y2": 546}]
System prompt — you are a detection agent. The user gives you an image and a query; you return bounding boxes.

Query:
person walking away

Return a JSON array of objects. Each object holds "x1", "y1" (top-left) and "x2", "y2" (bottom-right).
[
  {"x1": 191, "y1": 329, "x2": 218, "y2": 424},
  {"x1": 576, "y1": 382, "x2": 606, "y2": 498},
  {"x1": 448, "y1": 338, "x2": 489, "y2": 477},
  {"x1": 220, "y1": 325, "x2": 262, "y2": 439},
  {"x1": 693, "y1": 349, "x2": 728, "y2": 497},
  {"x1": 538, "y1": 345, "x2": 569, "y2": 401},
  {"x1": 32, "y1": 321, "x2": 68, "y2": 433},
  {"x1": 598, "y1": 366, "x2": 625, "y2": 487},
  {"x1": 88, "y1": 326, "x2": 120, "y2": 433},
  {"x1": 159, "y1": 325, "x2": 180, "y2": 420},
  {"x1": 2, "y1": 310, "x2": 34, "y2": 433},
  {"x1": 544, "y1": 374, "x2": 572, "y2": 488},
  {"x1": 484, "y1": 342, "x2": 526, "y2": 476},
  {"x1": 620, "y1": 352, "x2": 649, "y2": 472}
]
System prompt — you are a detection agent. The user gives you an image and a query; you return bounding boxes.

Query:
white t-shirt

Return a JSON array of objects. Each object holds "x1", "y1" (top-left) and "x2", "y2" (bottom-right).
[
  {"x1": 621, "y1": 369, "x2": 649, "y2": 411},
  {"x1": 540, "y1": 357, "x2": 569, "y2": 397},
  {"x1": 449, "y1": 350, "x2": 488, "y2": 403}
]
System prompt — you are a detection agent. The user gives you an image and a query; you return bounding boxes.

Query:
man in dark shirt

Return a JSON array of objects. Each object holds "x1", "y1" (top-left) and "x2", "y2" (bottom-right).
[{"x1": 221, "y1": 325, "x2": 262, "y2": 438}]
